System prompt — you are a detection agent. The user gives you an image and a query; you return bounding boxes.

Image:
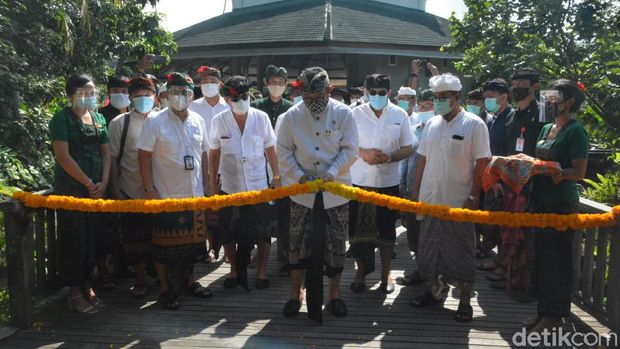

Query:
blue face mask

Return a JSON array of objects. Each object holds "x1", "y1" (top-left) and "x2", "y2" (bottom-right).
[
  {"x1": 466, "y1": 104, "x2": 481, "y2": 116},
  {"x1": 433, "y1": 98, "x2": 452, "y2": 116},
  {"x1": 369, "y1": 95, "x2": 388, "y2": 110},
  {"x1": 485, "y1": 98, "x2": 500, "y2": 113},
  {"x1": 293, "y1": 96, "x2": 303, "y2": 105},
  {"x1": 133, "y1": 96, "x2": 154, "y2": 114},
  {"x1": 417, "y1": 110, "x2": 435, "y2": 124},
  {"x1": 75, "y1": 96, "x2": 98, "y2": 110},
  {"x1": 109, "y1": 93, "x2": 130, "y2": 110},
  {"x1": 398, "y1": 100, "x2": 410, "y2": 111}
]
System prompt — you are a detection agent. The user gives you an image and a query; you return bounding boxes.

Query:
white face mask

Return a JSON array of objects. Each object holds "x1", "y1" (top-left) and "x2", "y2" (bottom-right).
[
  {"x1": 160, "y1": 98, "x2": 169, "y2": 108},
  {"x1": 350, "y1": 98, "x2": 358, "y2": 106},
  {"x1": 201, "y1": 83, "x2": 220, "y2": 98},
  {"x1": 267, "y1": 85, "x2": 286, "y2": 98},
  {"x1": 109, "y1": 93, "x2": 130, "y2": 109},
  {"x1": 169, "y1": 95, "x2": 190, "y2": 111},
  {"x1": 293, "y1": 96, "x2": 303, "y2": 104},
  {"x1": 231, "y1": 98, "x2": 250, "y2": 115}
]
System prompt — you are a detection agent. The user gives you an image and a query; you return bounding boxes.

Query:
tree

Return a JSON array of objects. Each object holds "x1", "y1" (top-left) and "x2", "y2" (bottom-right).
[
  {"x1": 0, "y1": 0, "x2": 176, "y2": 190},
  {"x1": 446, "y1": 0, "x2": 620, "y2": 148}
]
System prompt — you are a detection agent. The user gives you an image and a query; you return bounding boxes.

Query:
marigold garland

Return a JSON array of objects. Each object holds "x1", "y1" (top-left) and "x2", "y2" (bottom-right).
[{"x1": 11, "y1": 180, "x2": 620, "y2": 231}]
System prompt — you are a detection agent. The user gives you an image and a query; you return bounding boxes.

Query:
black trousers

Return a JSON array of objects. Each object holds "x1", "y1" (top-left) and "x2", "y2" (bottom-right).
[{"x1": 534, "y1": 201, "x2": 578, "y2": 318}]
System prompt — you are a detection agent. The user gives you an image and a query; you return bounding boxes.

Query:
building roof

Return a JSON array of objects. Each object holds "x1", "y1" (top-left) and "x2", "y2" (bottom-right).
[{"x1": 174, "y1": 0, "x2": 455, "y2": 59}]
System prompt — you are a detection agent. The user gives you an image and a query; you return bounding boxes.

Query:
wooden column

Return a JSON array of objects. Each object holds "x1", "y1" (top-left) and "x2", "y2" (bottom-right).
[{"x1": 3, "y1": 201, "x2": 34, "y2": 328}]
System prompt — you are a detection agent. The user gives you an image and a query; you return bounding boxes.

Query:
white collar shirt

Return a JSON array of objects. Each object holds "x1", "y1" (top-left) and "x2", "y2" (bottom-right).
[
  {"x1": 351, "y1": 102, "x2": 413, "y2": 187},
  {"x1": 416, "y1": 110, "x2": 491, "y2": 208},
  {"x1": 209, "y1": 107, "x2": 276, "y2": 193},
  {"x1": 108, "y1": 111, "x2": 152, "y2": 199},
  {"x1": 189, "y1": 96, "x2": 229, "y2": 132},
  {"x1": 277, "y1": 99, "x2": 358, "y2": 209},
  {"x1": 136, "y1": 109, "x2": 209, "y2": 199}
]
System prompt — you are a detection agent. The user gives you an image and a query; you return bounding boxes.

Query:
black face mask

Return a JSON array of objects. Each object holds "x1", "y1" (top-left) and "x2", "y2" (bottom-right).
[{"x1": 511, "y1": 87, "x2": 531, "y2": 102}]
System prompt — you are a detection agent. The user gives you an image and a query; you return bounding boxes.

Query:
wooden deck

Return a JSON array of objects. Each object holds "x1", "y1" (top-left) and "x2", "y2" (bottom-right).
[{"x1": 0, "y1": 227, "x2": 610, "y2": 349}]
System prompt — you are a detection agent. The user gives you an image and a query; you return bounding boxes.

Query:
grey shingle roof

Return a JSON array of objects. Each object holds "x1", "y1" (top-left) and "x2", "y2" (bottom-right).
[{"x1": 174, "y1": 0, "x2": 452, "y2": 50}]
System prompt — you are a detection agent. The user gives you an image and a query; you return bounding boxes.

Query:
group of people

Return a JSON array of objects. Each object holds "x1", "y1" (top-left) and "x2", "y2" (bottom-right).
[{"x1": 50, "y1": 58, "x2": 588, "y2": 332}]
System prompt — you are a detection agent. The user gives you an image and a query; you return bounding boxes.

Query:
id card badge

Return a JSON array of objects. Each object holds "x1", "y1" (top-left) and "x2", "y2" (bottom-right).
[
  {"x1": 184, "y1": 155, "x2": 195, "y2": 170},
  {"x1": 515, "y1": 127, "x2": 525, "y2": 152},
  {"x1": 515, "y1": 137, "x2": 525, "y2": 152}
]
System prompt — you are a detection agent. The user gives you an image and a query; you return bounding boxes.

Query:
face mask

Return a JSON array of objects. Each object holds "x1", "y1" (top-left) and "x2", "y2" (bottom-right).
[
  {"x1": 433, "y1": 98, "x2": 452, "y2": 116},
  {"x1": 109, "y1": 93, "x2": 130, "y2": 110},
  {"x1": 369, "y1": 95, "x2": 388, "y2": 110},
  {"x1": 417, "y1": 110, "x2": 435, "y2": 124},
  {"x1": 511, "y1": 87, "x2": 530, "y2": 102},
  {"x1": 75, "y1": 96, "x2": 98, "y2": 110},
  {"x1": 133, "y1": 96, "x2": 154, "y2": 114},
  {"x1": 169, "y1": 95, "x2": 190, "y2": 111},
  {"x1": 231, "y1": 97, "x2": 250, "y2": 114},
  {"x1": 305, "y1": 95, "x2": 329, "y2": 115},
  {"x1": 160, "y1": 98, "x2": 169, "y2": 108},
  {"x1": 267, "y1": 85, "x2": 286, "y2": 98},
  {"x1": 466, "y1": 104, "x2": 481, "y2": 116},
  {"x1": 293, "y1": 96, "x2": 303, "y2": 104},
  {"x1": 485, "y1": 98, "x2": 501, "y2": 113},
  {"x1": 201, "y1": 83, "x2": 220, "y2": 98},
  {"x1": 350, "y1": 98, "x2": 358, "y2": 106},
  {"x1": 398, "y1": 100, "x2": 410, "y2": 111}
]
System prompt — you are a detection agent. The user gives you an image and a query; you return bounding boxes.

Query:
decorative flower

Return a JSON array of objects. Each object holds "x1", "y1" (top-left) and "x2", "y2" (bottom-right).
[
  {"x1": 291, "y1": 80, "x2": 304, "y2": 89},
  {"x1": 577, "y1": 81, "x2": 586, "y2": 92},
  {"x1": 197, "y1": 65, "x2": 210, "y2": 74},
  {"x1": 11, "y1": 181, "x2": 619, "y2": 231},
  {"x1": 229, "y1": 87, "x2": 238, "y2": 96},
  {"x1": 165, "y1": 74, "x2": 174, "y2": 83}
]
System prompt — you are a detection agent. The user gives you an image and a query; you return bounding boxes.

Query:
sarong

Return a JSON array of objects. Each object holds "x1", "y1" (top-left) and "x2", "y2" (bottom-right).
[
  {"x1": 151, "y1": 210, "x2": 207, "y2": 264},
  {"x1": 418, "y1": 217, "x2": 476, "y2": 283}
]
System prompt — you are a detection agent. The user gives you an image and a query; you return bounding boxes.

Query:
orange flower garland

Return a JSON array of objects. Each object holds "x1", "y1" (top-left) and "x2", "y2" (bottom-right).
[{"x1": 11, "y1": 180, "x2": 620, "y2": 231}]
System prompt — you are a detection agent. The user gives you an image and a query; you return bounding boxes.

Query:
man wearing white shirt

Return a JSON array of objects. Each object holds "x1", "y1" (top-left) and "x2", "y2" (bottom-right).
[
  {"x1": 109, "y1": 77, "x2": 157, "y2": 298},
  {"x1": 277, "y1": 67, "x2": 358, "y2": 320},
  {"x1": 396, "y1": 86, "x2": 418, "y2": 118},
  {"x1": 348, "y1": 74, "x2": 413, "y2": 295},
  {"x1": 409, "y1": 74, "x2": 491, "y2": 323},
  {"x1": 137, "y1": 73, "x2": 212, "y2": 310},
  {"x1": 189, "y1": 65, "x2": 229, "y2": 263},
  {"x1": 208, "y1": 76, "x2": 281, "y2": 291}
]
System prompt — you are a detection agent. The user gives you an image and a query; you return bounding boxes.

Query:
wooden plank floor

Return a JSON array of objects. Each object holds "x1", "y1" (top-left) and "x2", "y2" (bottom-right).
[{"x1": 0, "y1": 227, "x2": 610, "y2": 349}]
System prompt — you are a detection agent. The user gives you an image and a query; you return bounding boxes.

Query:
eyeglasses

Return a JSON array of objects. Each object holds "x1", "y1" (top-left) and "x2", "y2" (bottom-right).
[
  {"x1": 229, "y1": 93, "x2": 249, "y2": 102},
  {"x1": 368, "y1": 90, "x2": 388, "y2": 96}
]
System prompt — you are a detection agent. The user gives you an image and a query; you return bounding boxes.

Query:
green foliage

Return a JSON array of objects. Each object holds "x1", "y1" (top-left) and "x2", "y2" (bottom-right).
[
  {"x1": 447, "y1": 0, "x2": 620, "y2": 148},
  {"x1": 0, "y1": 0, "x2": 176, "y2": 192},
  {"x1": 582, "y1": 173, "x2": 620, "y2": 204}
]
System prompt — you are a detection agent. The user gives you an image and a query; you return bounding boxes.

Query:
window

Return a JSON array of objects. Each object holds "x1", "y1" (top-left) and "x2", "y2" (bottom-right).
[{"x1": 388, "y1": 55, "x2": 397, "y2": 66}]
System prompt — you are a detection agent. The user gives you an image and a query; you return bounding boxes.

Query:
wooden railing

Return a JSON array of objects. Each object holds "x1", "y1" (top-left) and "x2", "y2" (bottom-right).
[
  {"x1": 1, "y1": 194, "x2": 619, "y2": 335},
  {"x1": 1, "y1": 189, "x2": 58, "y2": 328},
  {"x1": 574, "y1": 198, "x2": 620, "y2": 335}
]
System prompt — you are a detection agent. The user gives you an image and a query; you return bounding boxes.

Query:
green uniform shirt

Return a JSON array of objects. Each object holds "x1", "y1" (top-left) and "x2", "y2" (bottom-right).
[
  {"x1": 49, "y1": 107, "x2": 109, "y2": 187},
  {"x1": 533, "y1": 119, "x2": 588, "y2": 208},
  {"x1": 251, "y1": 97, "x2": 293, "y2": 127}
]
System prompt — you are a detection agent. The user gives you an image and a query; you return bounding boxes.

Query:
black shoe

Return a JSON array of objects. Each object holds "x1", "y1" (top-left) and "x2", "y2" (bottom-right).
[
  {"x1": 255, "y1": 278, "x2": 270, "y2": 289},
  {"x1": 223, "y1": 277, "x2": 238, "y2": 289},
  {"x1": 380, "y1": 281, "x2": 395, "y2": 294},
  {"x1": 283, "y1": 299, "x2": 301, "y2": 318},
  {"x1": 158, "y1": 291, "x2": 180, "y2": 310},
  {"x1": 326, "y1": 298, "x2": 348, "y2": 317},
  {"x1": 350, "y1": 282, "x2": 365, "y2": 293},
  {"x1": 396, "y1": 271, "x2": 426, "y2": 286}
]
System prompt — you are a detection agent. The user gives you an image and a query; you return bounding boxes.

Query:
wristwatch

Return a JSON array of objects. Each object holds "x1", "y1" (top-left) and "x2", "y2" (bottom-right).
[{"x1": 144, "y1": 185, "x2": 156, "y2": 193}]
